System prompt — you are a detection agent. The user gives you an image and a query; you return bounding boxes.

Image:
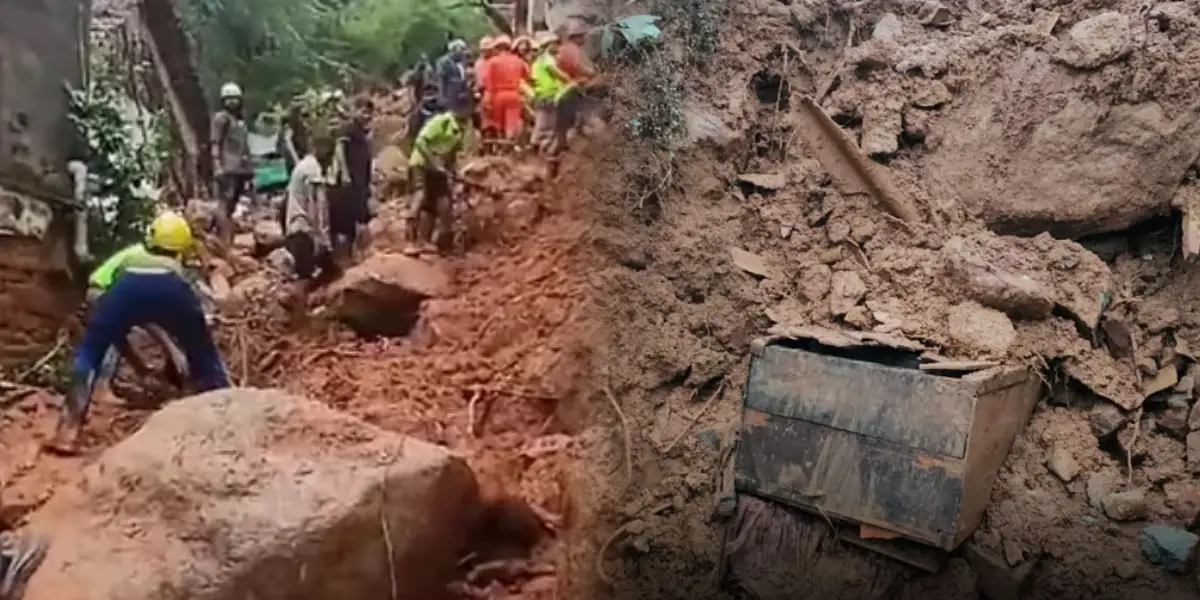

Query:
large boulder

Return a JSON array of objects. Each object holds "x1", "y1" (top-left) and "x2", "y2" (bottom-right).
[
  {"x1": 22, "y1": 389, "x2": 482, "y2": 600},
  {"x1": 327, "y1": 253, "x2": 451, "y2": 336}
]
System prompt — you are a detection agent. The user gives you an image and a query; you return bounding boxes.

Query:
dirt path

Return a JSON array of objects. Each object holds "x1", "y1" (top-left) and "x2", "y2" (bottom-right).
[{"x1": 0, "y1": 150, "x2": 592, "y2": 598}]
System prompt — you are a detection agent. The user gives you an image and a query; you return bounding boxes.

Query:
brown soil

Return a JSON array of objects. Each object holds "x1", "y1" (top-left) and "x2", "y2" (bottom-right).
[
  {"x1": 0, "y1": 144, "x2": 593, "y2": 598},
  {"x1": 580, "y1": 0, "x2": 1200, "y2": 598}
]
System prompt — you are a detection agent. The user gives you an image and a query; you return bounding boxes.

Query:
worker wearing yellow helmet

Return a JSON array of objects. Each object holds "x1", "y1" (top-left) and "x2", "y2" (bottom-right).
[{"x1": 48, "y1": 211, "x2": 230, "y2": 454}]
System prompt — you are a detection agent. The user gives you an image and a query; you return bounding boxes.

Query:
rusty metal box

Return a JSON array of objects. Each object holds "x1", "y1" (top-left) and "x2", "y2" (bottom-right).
[{"x1": 734, "y1": 327, "x2": 1041, "y2": 551}]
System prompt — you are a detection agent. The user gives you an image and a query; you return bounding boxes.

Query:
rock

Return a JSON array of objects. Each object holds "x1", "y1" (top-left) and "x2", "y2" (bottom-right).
[
  {"x1": 1001, "y1": 539, "x2": 1023, "y2": 567},
  {"x1": 683, "y1": 103, "x2": 739, "y2": 148},
  {"x1": 798, "y1": 263, "x2": 833, "y2": 303},
  {"x1": 861, "y1": 101, "x2": 903, "y2": 157},
  {"x1": 788, "y1": 3, "x2": 818, "y2": 30},
  {"x1": 947, "y1": 302, "x2": 1015, "y2": 356},
  {"x1": 1046, "y1": 448, "x2": 1081, "y2": 482},
  {"x1": 1087, "y1": 472, "x2": 1116, "y2": 510},
  {"x1": 1139, "y1": 525, "x2": 1199, "y2": 574},
  {"x1": 1114, "y1": 561, "x2": 1138, "y2": 579},
  {"x1": 942, "y1": 236, "x2": 1055, "y2": 320},
  {"x1": 843, "y1": 305, "x2": 874, "y2": 330},
  {"x1": 1159, "y1": 404, "x2": 1191, "y2": 439},
  {"x1": 872, "y1": 13, "x2": 903, "y2": 41},
  {"x1": 1163, "y1": 482, "x2": 1200, "y2": 527},
  {"x1": 1175, "y1": 374, "x2": 1194, "y2": 394},
  {"x1": 207, "y1": 258, "x2": 236, "y2": 280},
  {"x1": 1103, "y1": 489, "x2": 1149, "y2": 522},
  {"x1": 1054, "y1": 12, "x2": 1134, "y2": 69},
  {"x1": 829, "y1": 271, "x2": 868, "y2": 316},
  {"x1": 1188, "y1": 432, "x2": 1200, "y2": 474},
  {"x1": 962, "y1": 541, "x2": 1035, "y2": 600},
  {"x1": 917, "y1": 1, "x2": 955, "y2": 27},
  {"x1": 1102, "y1": 317, "x2": 1134, "y2": 358},
  {"x1": 737, "y1": 173, "x2": 787, "y2": 191},
  {"x1": 232, "y1": 233, "x2": 256, "y2": 251},
  {"x1": 1089, "y1": 403, "x2": 1128, "y2": 440},
  {"x1": 1189, "y1": 403, "x2": 1200, "y2": 432},
  {"x1": 266, "y1": 247, "x2": 295, "y2": 273},
  {"x1": 21, "y1": 389, "x2": 482, "y2": 600},
  {"x1": 913, "y1": 81, "x2": 953, "y2": 109},
  {"x1": 327, "y1": 252, "x2": 451, "y2": 336},
  {"x1": 223, "y1": 274, "x2": 273, "y2": 312},
  {"x1": 253, "y1": 219, "x2": 284, "y2": 247}
]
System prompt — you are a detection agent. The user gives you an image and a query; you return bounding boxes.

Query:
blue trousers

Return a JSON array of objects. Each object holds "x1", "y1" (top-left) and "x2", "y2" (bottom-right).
[{"x1": 72, "y1": 271, "x2": 229, "y2": 414}]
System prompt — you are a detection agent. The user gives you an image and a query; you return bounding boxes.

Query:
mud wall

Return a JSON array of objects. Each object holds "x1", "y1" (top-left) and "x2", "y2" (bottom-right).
[{"x1": 0, "y1": 234, "x2": 77, "y2": 368}]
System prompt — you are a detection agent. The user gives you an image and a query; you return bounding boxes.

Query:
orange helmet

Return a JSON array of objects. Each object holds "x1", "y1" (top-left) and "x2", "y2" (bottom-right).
[
  {"x1": 493, "y1": 34, "x2": 513, "y2": 49},
  {"x1": 479, "y1": 36, "x2": 495, "y2": 51}
]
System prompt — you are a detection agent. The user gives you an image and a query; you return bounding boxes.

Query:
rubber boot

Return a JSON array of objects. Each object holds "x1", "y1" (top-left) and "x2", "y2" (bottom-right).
[{"x1": 45, "y1": 373, "x2": 92, "y2": 455}]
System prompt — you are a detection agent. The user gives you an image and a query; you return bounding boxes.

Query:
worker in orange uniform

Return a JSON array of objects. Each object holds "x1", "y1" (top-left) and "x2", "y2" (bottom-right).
[
  {"x1": 482, "y1": 35, "x2": 532, "y2": 150},
  {"x1": 473, "y1": 36, "x2": 498, "y2": 148},
  {"x1": 550, "y1": 24, "x2": 596, "y2": 155}
]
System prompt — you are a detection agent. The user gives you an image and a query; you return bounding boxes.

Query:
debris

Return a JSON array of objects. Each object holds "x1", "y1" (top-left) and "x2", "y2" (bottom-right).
[
  {"x1": 912, "y1": 81, "x2": 953, "y2": 109},
  {"x1": 737, "y1": 173, "x2": 787, "y2": 191},
  {"x1": 829, "y1": 271, "x2": 868, "y2": 316},
  {"x1": 790, "y1": 97, "x2": 921, "y2": 222},
  {"x1": 872, "y1": 13, "x2": 903, "y2": 41},
  {"x1": 1102, "y1": 317, "x2": 1134, "y2": 358},
  {"x1": 1158, "y1": 403, "x2": 1191, "y2": 439},
  {"x1": 947, "y1": 302, "x2": 1015, "y2": 357},
  {"x1": 682, "y1": 103, "x2": 740, "y2": 148},
  {"x1": 1102, "y1": 489, "x2": 1148, "y2": 522},
  {"x1": 730, "y1": 247, "x2": 775, "y2": 279},
  {"x1": 1046, "y1": 448, "x2": 1081, "y2": 483},
  {"x1": 326, "y1": 252, "x2": 451, "y2": 336},
  {"x1": 1001, "y1": 539, "x2": 1024, "y2": 568},
  {"x1": 1139, "y1": 525, "x2": 1199, "y2": 574},
  {"x1": 941, "y1": 236, "x2": 1054, "y2": 320},
  {"x1": 1163, "y1": 482, "x2": 1200, "y2": 527},
  {"x1": 1188, "y1": 431, "x2": 1200, "y2": 474},
  {"x1": 20, "y1": 390, "x2": 482, "y2": 600},
  {"x1": 1177, "y1": 184, "x2": 1200, "y2": 259},
  {"x1": 918, "y1": 360, "x2": 998, "y2": 373},
  {"x1": 1189, "y1": 402, "x2": 1200, "y2": 431},
  {"x1": 861, "y1": 101, "x2": 903, "y2": 157},
  {"x1": 917, "y1": 1, "x2": 955, "y2": 28},
  {"x1": 1144, "y1": 364, "x2": 1179, "y2": 398},
  {"x1": 1087, "y1": 471, "x2": 1117, "y2": 510},
  {"x1": 1053, "y1": 12, "x2": 1134, "y2": 70},
  {"x1": 962, "y1": 541, "x2": 1036, "y2": 600},
  {"x1": 252, "y1": 219, "x2": 284, "y2": 247}
]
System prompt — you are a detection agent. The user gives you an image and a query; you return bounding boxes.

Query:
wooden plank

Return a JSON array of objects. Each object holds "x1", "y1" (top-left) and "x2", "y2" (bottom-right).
[
  {"x1": 737, "y1": 409, "x2": 964, "y2": 549},
  {"x1": 746, "y1": 345, "x2": 972, "y2": 457}
]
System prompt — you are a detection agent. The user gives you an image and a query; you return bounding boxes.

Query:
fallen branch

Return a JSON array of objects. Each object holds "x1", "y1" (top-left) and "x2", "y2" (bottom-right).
[
  {"x1": 602, "y1": 385, "x2": 634, "y2": 487},
  {"x1": 466, "y1": 390, "x2": 483, "y2": 437},
  {"x1": 662, "y1": 379, "x2": 726, "y2": 454}
]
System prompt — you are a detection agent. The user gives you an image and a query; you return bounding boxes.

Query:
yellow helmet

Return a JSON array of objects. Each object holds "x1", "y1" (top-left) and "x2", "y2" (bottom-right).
[{"x1": 147, "y1": 211, "x2": 193, "y2": 253}]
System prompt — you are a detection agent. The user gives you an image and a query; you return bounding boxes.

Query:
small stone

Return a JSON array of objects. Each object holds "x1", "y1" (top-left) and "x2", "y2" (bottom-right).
[
  {"x1": 818, "y1": 248, "x2": 843, "y2": 264},
  {"x1": 780, "y1": 223, "x2": 794, "y2": 239},
  {"x1": 253, "y1": 219, "x2": 284, "y2": 246},
  {"x1": 1159, "y1": 405, "x2": 1191, "y2": 439},
  {"x1": 913, "y1": 81, "x2": 953, "y2": 109},
  {"x1": 1188, "y1": 403, "x2": 1200, "y2": 432},
  {"x1": 1002, "y1": 539, "x2": 1023, "y2": 567},
  {"x1": 1163, "y1": 482, "x2": 1200, "y2": 527},
  {"x1": 1089, "y1": 403, "x2": 1128, "y2": 440},
  {"x1": 843, "y1": 305, "x2": 874, "y2": 330},
  {"x1": 917, "y1": 1, "x2": 955, "y2": 27},
  {"x1": 1175, "y1": 374, "x2": 1195, "y2": 394},
  {"x1": 1187, "y1": 432, "x2": 1200, "y2": 474},
  {"x1": 948, "y1": 302, "x2": 1016, "y2": 356},
  {"x1": 1046, "y1": 448, "x2": 1081, "y2": 483},
  {"x1": 1087, "y1": 472, "x2": 1116, "y2": 510},
  {"x1": 872, "y1": 13, "x2": 903, "y2": 41},
  {"x1": 829, "y1": 271, "x2": 868, "y2": 316},
  {"x1": 1114, "y1": 561, "x2": 1138, "y2": 579},
  {"x1": 1103, "y1": 489, "x2": 1148, "y2": 522},
  {"x1": 1140, "y1": 525, "x2": 1200, "y2": 574}
]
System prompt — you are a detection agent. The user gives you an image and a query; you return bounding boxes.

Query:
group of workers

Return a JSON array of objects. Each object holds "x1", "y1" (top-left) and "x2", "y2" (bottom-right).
[
  {"x1": 402, "y1": 25, "x2": 595, "y2": 253},
  {"x1": 44, "y1": 26, "x2": 598, "y2": 453}
]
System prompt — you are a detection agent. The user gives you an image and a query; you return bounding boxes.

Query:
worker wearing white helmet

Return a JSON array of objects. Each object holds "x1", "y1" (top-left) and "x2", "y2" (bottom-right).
[
  {"x1": 211, "y1": 80, "x2": 254, "y2": 242},
  {"x1": 436, "y1": 37, "x2": 474, "y2": 113}
]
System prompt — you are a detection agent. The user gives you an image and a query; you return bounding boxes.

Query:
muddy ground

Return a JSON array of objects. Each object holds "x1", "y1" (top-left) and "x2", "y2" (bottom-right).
[{"x1": 581, "y1": 0, "x2": 1200, "y2": 598}]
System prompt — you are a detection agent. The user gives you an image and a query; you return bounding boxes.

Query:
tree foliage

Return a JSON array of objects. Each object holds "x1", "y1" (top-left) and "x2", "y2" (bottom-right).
[{"x1": 179, "y1": 0, "x2": 492, "y2": 111}]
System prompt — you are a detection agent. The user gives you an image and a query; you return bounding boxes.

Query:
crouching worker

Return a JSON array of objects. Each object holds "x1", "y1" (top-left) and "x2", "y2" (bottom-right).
[
  {"x1": 47, "y1": 211, "x2": 231, "y2": 454},
  {"x1": 405, "y1": 105, "x2": 470, "y2": 256},
  {"x1": 282, "y1": 134, "x2": 341, "y2": 319},
  {"x1": 84, "y1": 242, "x2": 190, "y2": 406}
]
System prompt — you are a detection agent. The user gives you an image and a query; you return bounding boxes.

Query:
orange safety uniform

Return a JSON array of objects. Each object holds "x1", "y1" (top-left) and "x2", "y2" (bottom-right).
[
  {"x1": 475, "y1": 53, "x2": 498, "y2": 133},
  {"x1": 483, "y1": 51, "x2": 531, "y2": 139}
]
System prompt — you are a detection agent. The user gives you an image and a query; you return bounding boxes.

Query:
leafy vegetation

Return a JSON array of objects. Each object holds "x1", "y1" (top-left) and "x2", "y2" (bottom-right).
[
  {"x1": 179, "y1": 0, "x2": 493, "y2": 111},
  {"x1": 67, "y1": 62, "x2": 169, "y2": 259}
]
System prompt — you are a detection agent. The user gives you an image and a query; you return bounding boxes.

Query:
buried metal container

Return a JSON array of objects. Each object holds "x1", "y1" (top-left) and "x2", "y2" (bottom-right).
[{"x1": 734, "y1": 326, "x2": 1040, "y2": 566}]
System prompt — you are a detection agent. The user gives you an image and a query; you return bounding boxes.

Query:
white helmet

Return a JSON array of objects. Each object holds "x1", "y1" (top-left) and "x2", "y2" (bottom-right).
[
  {"x1": 448, "y1": 39, "x2": 468, "y2": 53},
  {"x1": 220, "y1": 82, "x2": 243, "y2": 99}
]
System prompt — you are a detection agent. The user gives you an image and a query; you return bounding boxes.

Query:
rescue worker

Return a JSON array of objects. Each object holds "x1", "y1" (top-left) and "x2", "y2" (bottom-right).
[
  {"x1": 48, "y1": 211, "x2": 230, "y2": 454},
  {"x1": 474, "y1": 36, "x2": 500, "y2": 147},
  {"x1": 85, "y1": 242, "x2": 190, "y2": 406},
  {"x1": 281, "y1": 133, "x2": 340, "y2": 319},
  {"x1": 276, "y1": 102, "x2": 310, "y2": 175},
  {"x1": 328, "y1": 96, "x2": 375, "y2": 263},
  {"x1": 514, "y1": 36, "x2": 535, "y2": 63},
  {"x1": 405, "y1": 105, "x2": 471, "y2": 256},
  {"x1": 404, "y1": 54, "x2": 433, "y2": 108},
  {"x1": 405, "y1": 85, "x2": 442, "y2": 157},
  {"x1": 436, "y1": 39, "x2": 473, "y2": 114},
  {"x1": 530, "y1": 32, "x2": 568, "y2": 154},
  {"x1": 551, "y1": 24, "x2": 597, "y2": 155},
  {"x1": 483, "y1": 35, "x2": 532, "y2": 148},
  {"x1": 210, "y1": 82, "x2": 254, "y2": 242}
]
